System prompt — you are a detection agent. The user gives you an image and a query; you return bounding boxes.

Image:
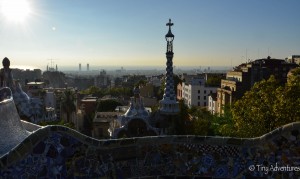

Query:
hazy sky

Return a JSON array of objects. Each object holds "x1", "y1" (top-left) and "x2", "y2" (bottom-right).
[{"x1": 0, "y1": 0, "x2": 300, "y2": 70}]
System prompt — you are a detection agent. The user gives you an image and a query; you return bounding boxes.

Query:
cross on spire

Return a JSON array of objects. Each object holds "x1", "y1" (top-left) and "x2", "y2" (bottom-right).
[{"x1": 166, "y1": 19, "x2": 173, "y2": 28}]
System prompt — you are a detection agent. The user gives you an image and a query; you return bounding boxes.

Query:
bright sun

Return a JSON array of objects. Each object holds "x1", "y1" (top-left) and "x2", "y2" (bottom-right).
[{"x1": 1, "y1": 0, "x2": 31, "y2": 23}]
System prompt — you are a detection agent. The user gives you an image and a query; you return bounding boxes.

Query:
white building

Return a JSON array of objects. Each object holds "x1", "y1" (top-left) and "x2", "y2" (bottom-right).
[
  {"x1": 94, "y1": 70, "x2": 110, "y2": 88},
  {"x1": 181, "y1": 77, "x2": 218, "y2": 108},
  {"x1": 287, "y1": 55, "x2": 300, "y2": 65},
  {"x1": 208, "y1": 93, "x2": 217, "y2": 115}
]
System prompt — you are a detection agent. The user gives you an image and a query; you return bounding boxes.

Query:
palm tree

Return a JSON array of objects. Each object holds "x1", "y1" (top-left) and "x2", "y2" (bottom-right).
[{"x1": 60, "y1": 89, "x2": 76, "y2": 123}]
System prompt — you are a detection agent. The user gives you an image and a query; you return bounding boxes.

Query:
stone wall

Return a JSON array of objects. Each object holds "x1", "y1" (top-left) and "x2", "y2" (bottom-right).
[{"x1": 1, "y1": 122, "x2": 300, "y2": 178}]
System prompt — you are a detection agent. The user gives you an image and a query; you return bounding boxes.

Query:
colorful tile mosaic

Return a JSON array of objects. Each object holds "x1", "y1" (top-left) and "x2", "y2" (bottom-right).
[{"x1": 1, "y1": 122, "x2": 300, "y2": 178}]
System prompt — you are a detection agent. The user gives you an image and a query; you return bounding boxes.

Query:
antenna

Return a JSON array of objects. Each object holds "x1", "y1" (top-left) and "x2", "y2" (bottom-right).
[
  {"x1": 47, "y1": 59, "x2": 55, "y2": 69},
  {"x1": 246, "y1": 48, "x2": 248, "y2": 62},
  {"x1": 47, "y1": 59, "x2": 59, "y2": 71}
]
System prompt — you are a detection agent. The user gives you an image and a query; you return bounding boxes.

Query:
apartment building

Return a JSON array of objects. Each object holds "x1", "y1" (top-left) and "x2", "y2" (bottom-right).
[
  {"x1": 216, "y1": 56, "x2": 299, "y2": 114},
  {"x1": 180, "y1": 77, "x2": 218, "y2": 108}
]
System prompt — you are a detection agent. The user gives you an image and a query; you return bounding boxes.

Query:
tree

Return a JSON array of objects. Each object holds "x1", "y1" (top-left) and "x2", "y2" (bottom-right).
[
  {"x1": 211, "y1": 105, "x2": 236, "y2": 137},
  {"x1": 108, "y1": 87, "x2": 132, "y2": 97},
  {"x1": 134, "y1": 79, "x2": 147, "y2": 87},
  {"x1": 232, "y1": 76, "x2": 300, "y2": 137},
  {"x1": 172, "y1": 100, "x2": 189, "y2": 135},
  {"x1": 274, "y1": 67, "x2": 300, "y2": 124},
  {"x1": 189, "y1": 108, "x2": 212, "y2": 136},
  {"x1": 205, "y1": 75, "x2": 224, "y2": 87},
  {"x1": 61, "y1": 89, "x2": 77, "y2": 123},
  {"x1": 96, "y1": 99, "x2": 122, "y2": 112}
]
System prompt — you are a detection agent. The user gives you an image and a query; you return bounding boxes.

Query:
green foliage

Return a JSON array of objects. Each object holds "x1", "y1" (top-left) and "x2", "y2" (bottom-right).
[
  {"x1": 205, "y1": 75, "x2": 224, "y2": 87},
  {"x1": 174, "y1": 71, "x2": 300, "y2": 138},
  {"x1": 61, "y1": 89, "x2": 77, "y2": 123},
  {"x1": 80, "y1": 86, "x2": 132, "y2": 97},
  {"x1": 108, "y1": 87, "x2": 132, "y2": 97},
  {"x1": 211, "y1": 105, "x2": 236, "y2": 137},
  {"x1": 150, "y1": 104, "x2": 159, "y2": 113},
  {"x1": 189, "y1": 108, "x2": 212, "y2": 136},
  {"x1": 96, "y1": 99, "x2": 122, "y2": 112},
  {"x1": 275, "y1": 67, "x2": 300, "y2": 124},
  {"x1": 288, "y1": 67, "x2": 300, "y2": 86},
  {"x1": 232, "y1": 75, "x2": 300, "y2": 138},
  {"x1": 121, "y1": 75, "x2": 147, "y2": 88},
  {"x1": 173, "y1": 100, "x2": 189, "y2": 135},
  {"x1": 158, "y1": 75, "x2": 181, "y2": 99},
  {"x1": 134, "y1": 79, "x2": 147, "y2": 87},
  {"x1": 175, "y1": 101, "x2": 215, "y2": 136}
]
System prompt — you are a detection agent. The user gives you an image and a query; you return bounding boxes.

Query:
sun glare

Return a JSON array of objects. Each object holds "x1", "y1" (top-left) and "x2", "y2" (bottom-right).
[{"x1": 1, "y1": 0, "x2": 31, "y2": 23}]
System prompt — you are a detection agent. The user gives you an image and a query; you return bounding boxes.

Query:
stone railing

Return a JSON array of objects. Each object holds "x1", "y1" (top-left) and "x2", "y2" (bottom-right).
[{"x1": 0, "y1": 122, "x2": 300, "y2": 178}]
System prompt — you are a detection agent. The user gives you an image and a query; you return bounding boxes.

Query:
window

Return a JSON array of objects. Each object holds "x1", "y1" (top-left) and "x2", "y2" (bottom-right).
[
  {"x1": 204, "y1": 102, "x2": 206, "y2": 106},
  {"x1": 198, "y1": 96, "x2": 200, "y2": 100},
  {"x1": 204, "y1": 90, "x2": 206, "y2": 94},
  {"x1": 198, "y1": 102, "x2": 200, "y2": 106},
  {"x1": 204, "y1": 96, "x2": 206, "y2": 100},
  {"x1": 198, "y1": 90, "x2": 200, "y2": 93}
]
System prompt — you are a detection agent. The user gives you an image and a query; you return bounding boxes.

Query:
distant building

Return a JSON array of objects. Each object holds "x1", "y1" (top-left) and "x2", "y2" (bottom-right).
[
  {"x1": 43, "y1": 71, "x2": 67, "y2": 88},
  {"x1": 176, "y1": 82, "x2": 183, "y2": 100},
  {"x1": 25, "y1": 82, "x2": 45, "y2": 98},
  {"x1": 80, "y1": 96, "x2": 98, "y2": 115},
  {"x1": 286, "y1": 55, "x2": 300, "y2": 65},
  {"x1": 249, "y1": 56, "x2": 298, "y2": 85},
  {"x1": 208, "y1": 93, "x2": 217, "y2": 115},
  {"x1": 92, "y1": 112, "x2": 123, "y2": 139},
  {"x1": 181, "y1": 77, "x2": 218, "y2": 108},
  {"x1": 216, "y1": 56, "x2": 299, "y2": 115},
  {"x1": 94, "y1": 70, "x2": 110, "y2": 88},
  {"x1": 87, "y1": 63, "x2": 89, "y2": 71},
  {"x1": 79, "y1": 63, "x2": 81, "y2": 71},
  {"x1": 12, "y1": 68, "x2": 42, "y2": 86},
  {"x1": 140, "y1": 83, "x2": 155, "y2": 97},
  {"x1": 44, "y1": 90, "x2": 55, "y2": 108},
  {"x1": 73, "y1": 76, "x2": 94, "y2": 90},
  {"x1": 148, "y1": 76, "x2": 162, "y2": 87}
]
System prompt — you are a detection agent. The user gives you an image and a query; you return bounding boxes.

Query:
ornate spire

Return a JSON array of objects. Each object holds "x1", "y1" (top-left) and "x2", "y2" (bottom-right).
[{"x1": 159, "y1": 19, "x2": 179, "y2": 115}]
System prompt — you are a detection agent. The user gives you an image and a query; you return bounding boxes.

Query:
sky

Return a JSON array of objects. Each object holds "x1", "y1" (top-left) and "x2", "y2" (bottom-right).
[{"x1": 0, "y1": 0, "x2": 300, "y2": 70}]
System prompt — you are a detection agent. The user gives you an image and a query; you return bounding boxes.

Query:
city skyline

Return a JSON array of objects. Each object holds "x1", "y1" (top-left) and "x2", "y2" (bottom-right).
[{"x1": 1, "y1": 0, "x2": 300, "y2": 70}]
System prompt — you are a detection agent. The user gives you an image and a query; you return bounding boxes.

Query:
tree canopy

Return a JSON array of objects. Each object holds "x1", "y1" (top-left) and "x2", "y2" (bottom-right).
[
  {"x1": 80, "y1": 86, "x2": 132, "y2": 98},
  {"x1": 96, "y1": 99, "x2": 122, "y2": 112},
  {"x1": 61, "y1": 89, "x2": 77, "y2": 123},
  {"x1": 231, "y1": 74, "x2": 300, "y2": 138}
]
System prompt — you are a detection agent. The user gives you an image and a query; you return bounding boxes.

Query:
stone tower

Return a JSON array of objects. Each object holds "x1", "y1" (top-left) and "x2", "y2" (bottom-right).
[{"x1": 159, "y1": 19, "x2": 179, "y2": 115}]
